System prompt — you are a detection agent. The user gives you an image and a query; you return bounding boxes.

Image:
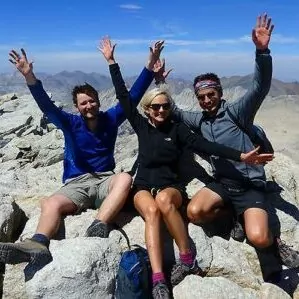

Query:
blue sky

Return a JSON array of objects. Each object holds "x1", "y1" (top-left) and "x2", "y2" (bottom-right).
[{"x1": 1, "y1": 0, "x2": 299, "y2": 81}]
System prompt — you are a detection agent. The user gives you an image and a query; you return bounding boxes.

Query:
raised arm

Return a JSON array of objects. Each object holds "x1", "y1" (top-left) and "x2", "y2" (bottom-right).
[
  {"x1": 99, "y1": 37, "x2": 143, "y2": 129},
  {"x1": 100, "y1": 37, "x2": 164, "y2": 125},
  {"x1": 128, "y1": 41, "x2": 165, "y2": 104},
  {"x1": 178, "y1": 123, "x2": 274, "y2": 165},
  {"x1": 229, "y1": 14, "x2": 274, "y2": 127},
  {"x1": 9, "y1": 49, "x2": 70, "y2": 129}
]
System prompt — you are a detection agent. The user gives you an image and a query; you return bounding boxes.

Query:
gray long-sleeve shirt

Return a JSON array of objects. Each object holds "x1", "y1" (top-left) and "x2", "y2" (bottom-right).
[{"x1": 172, "y1": 50, "x2": 272, "y2": 188}]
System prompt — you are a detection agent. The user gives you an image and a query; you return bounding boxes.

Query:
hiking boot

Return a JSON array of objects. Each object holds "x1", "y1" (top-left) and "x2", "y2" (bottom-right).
[
  {"x1": 230, "y1": 221, "x2": 246, "y2": 242},
  {"x1": 0, "y1": 239, "x2": 50, "y2": 264},
  {"x1": 276, "y1": 238, "x2": 299, "y2": 268},
  {"x1": 171, "y1": 259, "x2": 203, "y2": 286},
  {"x1": 85, "y1": 221, "x2": 112, "y2": 238},
  {"x1": 152, "y1": 281, "x2": 170, "y2": 299}
]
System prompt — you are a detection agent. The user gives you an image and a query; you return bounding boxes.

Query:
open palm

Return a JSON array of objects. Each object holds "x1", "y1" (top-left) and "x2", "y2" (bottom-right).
[
  {"x1": 98, "y1": 36, "x2": 116, "y2": 62},
  {"x1": 9, "y1": 49, "x2": 33, "y2": 76},
  {"x1": 252, "y1": 14, "x2": 274, "y2": 50}
]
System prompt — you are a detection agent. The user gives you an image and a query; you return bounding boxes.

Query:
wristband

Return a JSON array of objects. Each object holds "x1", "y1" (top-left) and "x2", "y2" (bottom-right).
[{"x1": 256, "y1": 48, "x2": 270, "y2": 55}]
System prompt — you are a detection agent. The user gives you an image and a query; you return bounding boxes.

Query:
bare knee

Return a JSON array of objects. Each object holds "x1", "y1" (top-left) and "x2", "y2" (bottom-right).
[
  {"x1": 41, "y1": 195, "x2": 73, "y2": 215},
  {"x1": 110, "y1": 172, "x2": 132, "y2": 192},
  {"x1": 187, "y1": 188, "x2": 222, "y2": 224},
  {"x1": 144, "y1": 204, "x2": 161, "y2": 223},
  {"x1": 246, "y1": 229, "x2": 271, "y2": 248},
  {"x1": 187, "y1": 202, "x2": 209, "y2": 224},
  {"x1": 155, "y1": 193, "x2": 174, "y2": 215}
]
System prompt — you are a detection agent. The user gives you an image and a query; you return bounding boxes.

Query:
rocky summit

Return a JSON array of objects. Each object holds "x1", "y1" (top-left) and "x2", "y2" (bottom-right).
[{"x1": 0, "y1": 83, "x2": 298, "y2": 299}]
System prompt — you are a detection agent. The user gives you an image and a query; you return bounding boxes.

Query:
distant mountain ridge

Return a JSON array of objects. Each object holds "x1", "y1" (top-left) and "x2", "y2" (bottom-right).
[{"x1": 1, "y1": 70, "x2": 299, "y2": 100}]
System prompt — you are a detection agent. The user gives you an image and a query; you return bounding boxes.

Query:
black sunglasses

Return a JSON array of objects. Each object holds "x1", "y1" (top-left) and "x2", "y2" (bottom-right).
[{"x1": 149, "y1": 103, "x2": 171, "y2": 111}]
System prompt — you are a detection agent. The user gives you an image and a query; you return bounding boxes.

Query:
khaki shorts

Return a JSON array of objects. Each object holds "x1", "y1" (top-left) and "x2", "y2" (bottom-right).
[{"x1": 54, "y1": 171, "x2": 114, "y2": 212}]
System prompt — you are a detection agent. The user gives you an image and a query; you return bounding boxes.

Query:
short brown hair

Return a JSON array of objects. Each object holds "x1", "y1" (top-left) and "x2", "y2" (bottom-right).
[{"x1": 72, "y1": 83, "x2": 99, "y2": 105}]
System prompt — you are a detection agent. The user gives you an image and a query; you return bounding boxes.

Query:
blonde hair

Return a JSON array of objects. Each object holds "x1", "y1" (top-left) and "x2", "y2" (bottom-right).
[{"x1": 140, "y1": 85, "x2": 174, "y2": 112}]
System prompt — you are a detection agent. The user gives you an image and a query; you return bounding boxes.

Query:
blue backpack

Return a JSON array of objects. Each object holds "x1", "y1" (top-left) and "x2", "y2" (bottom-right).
[{"x1": 115, "y1": 245, "x2": 152, "y2": 299}]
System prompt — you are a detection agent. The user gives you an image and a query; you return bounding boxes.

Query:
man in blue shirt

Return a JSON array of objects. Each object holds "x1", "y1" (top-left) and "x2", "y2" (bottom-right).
[{"x1": 0, "y1": 38, "x2": 164, "y2": 275}]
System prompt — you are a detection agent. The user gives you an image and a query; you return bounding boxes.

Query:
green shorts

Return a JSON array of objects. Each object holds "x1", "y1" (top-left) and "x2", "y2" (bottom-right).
[{"x1": 54, "y1": 171, "x2": 114, "y2": 212}]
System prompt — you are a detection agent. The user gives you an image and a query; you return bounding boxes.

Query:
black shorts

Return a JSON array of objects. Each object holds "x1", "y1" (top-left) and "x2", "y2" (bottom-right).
[{"x1": 206, "y1": 180, "x2": 267, "y2": 216}]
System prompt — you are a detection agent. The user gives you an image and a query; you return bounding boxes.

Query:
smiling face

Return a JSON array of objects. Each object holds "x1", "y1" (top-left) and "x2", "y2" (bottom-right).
[
  {"x1": 196, "y1": 87, "x2": 221, "y2": 114},
  {"x1": 75, "y1": 93, "x2": 100, "y2": 120},
  {"x1": 145, "y1": 94, "x2": 171, "y2": 126},
  {"x1": 193, "y1": 73, "x2": 223, "y2": 115}
]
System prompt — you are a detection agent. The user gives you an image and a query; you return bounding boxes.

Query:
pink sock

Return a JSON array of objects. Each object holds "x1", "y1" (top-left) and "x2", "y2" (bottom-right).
[
  {"x1": 179, "y1": 250, "x2": 193, "y2": 265},
  {"x1": 152, "y1": 272, "x2": 165, "y2": 284}
]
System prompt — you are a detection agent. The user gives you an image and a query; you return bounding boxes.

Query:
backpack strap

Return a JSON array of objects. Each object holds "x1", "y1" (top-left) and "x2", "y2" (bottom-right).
[
  {"x1": 226, "y1": 107, "x2": 252, "y2": 138},
  {"x1": 112, "y1": 224, "x2": 131, "y2": 249},
  {"x1": 226, "y1": 107, "x2": 244, "y2": 132}
]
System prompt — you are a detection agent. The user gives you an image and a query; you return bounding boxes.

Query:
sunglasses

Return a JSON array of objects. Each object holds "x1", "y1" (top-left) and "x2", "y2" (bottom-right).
[
  {"x1": 149, "y1": 103, "x2": 171, "y2": 111},
  {"x1": 196, "y1": 91, "x2": 217, "y2": 102}
]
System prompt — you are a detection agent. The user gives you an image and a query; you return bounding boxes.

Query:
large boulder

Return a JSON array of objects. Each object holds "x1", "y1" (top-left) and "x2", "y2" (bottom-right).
[{"x1": 0, "y1": 92, "x2": 298, "y2": 298}]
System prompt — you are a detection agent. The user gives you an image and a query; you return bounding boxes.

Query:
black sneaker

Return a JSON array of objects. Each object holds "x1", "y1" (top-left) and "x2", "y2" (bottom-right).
[
  {"x1": 276, "y1": 238, "x2": 299, "y2": 268},
  {"x1": 230, "y1": 220, "x2": 245, "y2": 242},
  {"x1": 265, "y1": 269, "x2": 295, "y2": 296},
  {"x1": 85, "y1": 221, "x2": 112, "y2": 238},
  {"x1": 152, "y1": 281, "x2": 170, "y2": 299},
  {"x1": 171, "y1": 259, "x2": 203, "y2": 286},
  {"x1": 24, "y1": 250, "x2": 53, "y2": 281},
  {"x1": 0, "y1": 239, "x2": 50, "y2": 264}
]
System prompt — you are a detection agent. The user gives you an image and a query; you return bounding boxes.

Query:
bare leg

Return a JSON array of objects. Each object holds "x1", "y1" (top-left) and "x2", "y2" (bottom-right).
[
  {"x1": 36, "y1": 194, "x2": 77, "y2": 239},
  {"x1": 243, "y1": 207, "x2": 284, "y2": 281},
  {"x1": 96, "y1": 173, "x2": 132, "y2": 223},
  {"x1": 155, "y1": 188, "x2": 189, "y2": 254},
  {"x1": 243, "y1": 208, "x2": 272, "y2": 248},
  {"x1": 187, "y1": 187, "x2": 224, "y2": 224},
  {"x1": 134, "y1": 190, "x2": 163, "y2": 274}
]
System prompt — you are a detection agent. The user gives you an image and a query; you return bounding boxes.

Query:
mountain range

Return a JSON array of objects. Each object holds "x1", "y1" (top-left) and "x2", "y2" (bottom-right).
[{"x1": 1, "y1": 70, "x2": 299, "y2": 102}]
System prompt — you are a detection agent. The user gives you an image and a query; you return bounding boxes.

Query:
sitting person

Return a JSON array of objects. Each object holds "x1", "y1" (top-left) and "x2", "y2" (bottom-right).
[
  {"x1": 101, "y1": 38, "x2": 273, "y2": 299},
  {"x1": 0, "y1": 39, "x2": 164, "y2": 278},
  {"x1": 157, "y1": 14, "x2": 299, "y2": 285}
]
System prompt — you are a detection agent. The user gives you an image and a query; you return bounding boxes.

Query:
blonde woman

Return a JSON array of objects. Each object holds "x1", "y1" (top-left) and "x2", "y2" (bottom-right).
[{"x1": 100, "y1": 38, "x2": 273, "y2": 299}]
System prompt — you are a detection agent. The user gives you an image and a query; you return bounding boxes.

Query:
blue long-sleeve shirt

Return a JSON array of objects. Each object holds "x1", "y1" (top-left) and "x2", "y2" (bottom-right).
[{"x1": 28, "y1": 64, "x2": 154, "y2": 182}]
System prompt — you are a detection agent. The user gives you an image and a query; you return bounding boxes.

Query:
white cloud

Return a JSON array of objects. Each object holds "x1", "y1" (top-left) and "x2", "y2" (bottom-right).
[
  {"x1": 119, "y1": 4, "x2": 142, "y2": 10},
  {"x1": 103, "y1": 34, "x2": 299, "y2": 47},
  {"x1": 271, "y1": 34, "x2": 299, "y2": 43},
  {"x1": 240, "y1": 34, "x2": 299, "y2": 44}
]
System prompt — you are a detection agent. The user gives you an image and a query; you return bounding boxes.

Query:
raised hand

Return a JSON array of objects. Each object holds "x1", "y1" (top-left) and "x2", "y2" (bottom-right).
[
  {"x1": 98, "y1": 36, "x2": 116, "y2": 64},
  {"x1": 9, "y1": 49, "x2": 34, "y2": 77},
  {"x1": 240, "y1": 146, "x2": 274, "y2": 165},
  {"x1": 252, "y1": 13, "x2": 274, "y2": 50},
  {"x1": 147, "y1": 40, "x2": 164, "y2": 70},
  {"x1": 153, "y1": 58, "x2": 173, "y2": 84}
]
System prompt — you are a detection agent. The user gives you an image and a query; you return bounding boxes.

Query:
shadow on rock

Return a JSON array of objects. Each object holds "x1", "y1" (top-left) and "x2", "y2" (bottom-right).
[{"x1": 267, "y1": 181, "x2": 299, "y2": 222}]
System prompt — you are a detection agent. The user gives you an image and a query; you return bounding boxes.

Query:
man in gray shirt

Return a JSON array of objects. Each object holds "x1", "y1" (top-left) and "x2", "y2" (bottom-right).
[{"x1": 158, "y1": 14, "x2": 299, "y2": 283}]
